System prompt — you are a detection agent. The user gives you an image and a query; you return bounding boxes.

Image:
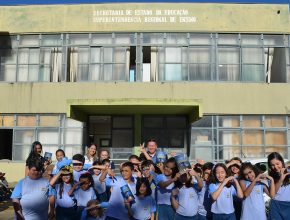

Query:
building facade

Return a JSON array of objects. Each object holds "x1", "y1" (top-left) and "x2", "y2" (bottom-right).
[{"x1": 0, "y1": 0, "x2": 290, "y2": 181}]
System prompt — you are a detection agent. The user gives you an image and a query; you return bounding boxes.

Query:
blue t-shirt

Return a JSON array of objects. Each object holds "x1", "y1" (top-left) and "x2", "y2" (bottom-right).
[
  {"x1": 11, "y1": 176, "x2": 53, "y2": 220},
  {"x1": 155, "y1": 174, "x2": 174, "y2": 205},
  {"x1": 93, "y1": 173, "x2": 106, "y2": 194},
  {"x1": 209, "y1": 183, "x2": 236, "y2": 214},
  {"x1": 74, "y1": 187, "x2": 96, "y2": 207},
  {"x1": 131, "y1": 195, "x2": 156, "y2": 220},
  {"x1": 106, "y1": 176, "x2": 136, "y2": 220},
  {"x1": 73, "y1": 170, "x2": 87, "y2": 182},
  {"x1": 240, "y1": 180, "x2": 266, "y2": 220},
  {"x1": 176, "y1": 185, "x2": 199, "y2": 217},
  {"x1": 54, "y1": 182, "x2": 76, "y2": 208}
]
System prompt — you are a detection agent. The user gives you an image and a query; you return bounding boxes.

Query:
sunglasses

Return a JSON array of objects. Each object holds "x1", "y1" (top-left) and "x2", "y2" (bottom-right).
[{"x1": 73, "y1": 163, "x2": 83, "y2": 166}]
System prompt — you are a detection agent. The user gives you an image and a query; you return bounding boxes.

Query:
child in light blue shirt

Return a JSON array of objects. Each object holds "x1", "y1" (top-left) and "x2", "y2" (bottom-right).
[
  {"x1": 126, "y1": 177, "x2": 156, "y2": 220},
  {"x1": 209, "y1": 163, "x2": 243, "y2": 220},
  {"x1": 69, "y1": 172, "x2": 96, "y2": 219}
]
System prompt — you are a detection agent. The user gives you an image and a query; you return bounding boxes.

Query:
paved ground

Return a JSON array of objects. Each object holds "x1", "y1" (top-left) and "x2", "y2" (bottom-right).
[{"x1": 0, "y1": 199, "x2": 14, "y2": 220}]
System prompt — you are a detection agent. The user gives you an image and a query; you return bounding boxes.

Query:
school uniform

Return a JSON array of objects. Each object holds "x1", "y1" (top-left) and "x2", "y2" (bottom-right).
[
  {"x1": 93, "y1": 173, "x2": 108, "y2": 202},
  {"x1": 53, "y1": 182, "x2": 77, "y2": 220},
  {"x1": 155, "y1": 174, "x2": 175, "y2": 220},
  {"x1": 105, "y1": 176, "x2": 136, "y2": 220},
  {"x1": 73, "y1": 169, "x2": 87, "y2": 182},
  {"x1": 174, "y1": 185, "x2": 199, "y2": 220},
  {"x1": 209, "y1": 183, "x2": 237, "y2": 220},
  {"x1": 197, "y1": 181, "x2": 213, "y2": 220},
  {"x1": 240, "y1": 180, "x2": 266, "y2": 220},
  {"x1": 130, "y1": 195, "x2": 156, "y2": 220},
  {"x1": 74, "y1": 187, "x2": 97, "y2": 218},
  {"x1": 11, "y1": 176, "x2": 53, "y2": 220},
  {"x1": 269, "y1": 184, "x2": 290, "y2": 220}
]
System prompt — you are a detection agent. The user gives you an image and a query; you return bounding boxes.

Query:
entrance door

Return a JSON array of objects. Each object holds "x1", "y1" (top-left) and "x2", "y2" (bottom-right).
[
  {"x1": 142, "y1": 115, "x2": 189, "y2": 153},
  {"x1": 88, "y1": 115, "x2": 134, "y2": 159}
]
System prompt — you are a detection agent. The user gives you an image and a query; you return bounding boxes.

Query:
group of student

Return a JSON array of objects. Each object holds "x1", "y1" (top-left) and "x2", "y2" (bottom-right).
[{"x1": 10, "y1": 140, "x2": 290, "y2": 220}]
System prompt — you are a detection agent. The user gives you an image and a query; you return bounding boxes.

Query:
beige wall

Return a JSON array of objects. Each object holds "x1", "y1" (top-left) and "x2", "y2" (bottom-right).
[
  {"x1": 0, "y1": 82, "x2": 290, "y2": 115},
  {"x1": 0, "y1": 3, "x2": 289, "y2": 33}
]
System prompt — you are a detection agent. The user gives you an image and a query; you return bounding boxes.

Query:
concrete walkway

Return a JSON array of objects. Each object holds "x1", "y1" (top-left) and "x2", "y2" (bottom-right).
[{"x1": 0, "y1": 199, "x2": 14, "y2": 220}]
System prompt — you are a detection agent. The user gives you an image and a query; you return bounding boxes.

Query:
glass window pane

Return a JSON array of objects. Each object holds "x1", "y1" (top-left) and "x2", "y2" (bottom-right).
[
  {"x1": 65, "y1": 118, "x2": 83, "y2": 127},
  {"x1": 143, "y1": 33, "x2": 163, "y2": 44},
  {"x1": 113, "y1": 117, "x2": 133, "y2": 128},
  {"x1": 38, "y1": 129, "x2": 59, "y2": 144},
  {"x1": 42, "y1": 145, "x2": 59, "y2": 161},
  {"x1": 218, "y1": 64, "x2": 240, "y2": 81},
  {"x1": 104, "y1": 48, "x2": 113, "y2": 63},
  {"x1": 3, "y1": 115, "x2": 14, "y2": 126},
  {"x1": 114, "y1": 47, "x2": 126, "y2": 63},
  {"x1": 112, "y1": 130, "x2": 133, "y2": 148},
  {"x1": 91, "y1": 48, "x2": 101, "y2": 63},
  {"x1": 191, "y1": 130, "x2": 212, "y2": 146},
  {"x1": 115, "y1": 34, "x2": 133, "y2": 44},
  {"x1": 242, "y1": 48, "x2": 263, "y2": 63},
  {"x1": 17, "y1": 116, "x2": 36, "y2": 126},
  {"x1": 113, "y1": 64, "x2": 125, "y2": 80},
  {"x1": 167, "y1": 117, "x2": 187, "y2": 129},
  {"x1": 64, "y1": 146, "x2": 82, "y2": 159},
  {"x1": 189, "y1": 64, "x2": 211, "y2": 81},
  {"x1": 91, "y1": 64, "x2": 101, "y2": 80},
  {"x1": 41, "y1": 34, "x2": 62, "y2": 46},
  {"x1": 243, "y1": 116, "x2": 262, "y2": 127},
  {"x1": 0, "y1": 65, "x2": 16, "y2": 81},
  {"x1": 39, "y1": 65, "x2": 50, "y2": 82},
  {"x1": 220, "y1": 130, "x2": 240, "y2": 145},
  {"x1": 166, "y1": 48, "x2": 181, "y2": 62},
  {"x1": 19, "y1": 35, "x2": 39, "y2": 46},
  {"x1": 164, "y1": 64, "x2": 187, "y2": 81},
  {"x1": 0, "y1": 49, "x2": 17, "y2": 64},
  {"x1": 167, "y1": 130, "x2": 184, "y2": 147},
  {"x1": 243, "y1": 130, "x2": 263, "y2": 145},
  {"x1": 92, "y1": 34, "x2": 113, "y2": 44},
  {"x1": 77, "y1": 65, "x2": 89, "y2": 81},
  {"x1": 143, "y1": 117, "x2": 163, "y2": 128},
  {"x1": 13, "y1": 145, "x2": 31, "y2": 161},
  {"x1": 29, "y1": 49, "x2": 40, "y2": 64},
  {"x1": 104, "y1": 64, "x2": 113, "y2": 80},
  {"x1": 189, "y1": 48, "x2": 210, "y2": 63},
  {"x1": 18, "y1": 49, "x2": 29, "y2": 64},
  {"x1": 190, "y1": 34, "x2": 211, "y2": 45},
  {"x1": 166, "y1": 33, "x2": 187, "y2": 44},
  {"x1": 219, "y1": 116, "x2": 240, "y2": 127},
  {"x1": 265, "y1": 146, "x2": 286, "y2": 157},
  {"x1": 242, "y1": 146, "x2": 264, "y2": 158},
  {"x1": 218, "y1": 48, "x2": 239, "y2": 64},
  {"x1": 218, "y1": 34, "x2": 239, "y2": 45},
  {"x1": 265, "y1": 116, "x2": 286, "y2": 127},
  {"x1": 242, "y1": 65, "x2": 264, "y2": 82},
  {"x1": 64, "y1": 129, "x2": 83, "y2": 144},
  {"x1": 241, "y1": 35, "x2": 262, "y2": 45},
  {"x1": 265, "y1": 131, "x2": 286, "y2": 145},
  {"x1": 69, "y1": 34, "x2": 89, "y2": 45},
  {"x1": 40, "y1": 48, "x2": 51, "y2": 64},
  {"x1": 14, "y1": 130, "x2": 35, "y2": 144},
  {"x1": 39, "y1": 116, "x2": 59, "y2": 127},
  {"x1": 78, "y1": 48, "x2": 89, "y2": 63},
  {"x1": 29, "y1": 65, "x2": 39, "y2": 81},
  {"x1": 263, "y1": 35, "x2": 284, "y2": 46},
  {"x1": 222, "y1": 147, "x2": 241, "y2": 159}
]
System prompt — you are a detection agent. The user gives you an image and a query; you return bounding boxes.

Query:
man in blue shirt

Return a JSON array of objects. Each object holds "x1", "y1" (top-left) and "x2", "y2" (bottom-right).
[
  {"x1": 139, "y1": 139, "x2": 158, "y2": 163},
  {"x1": 11, "y1": 159, "x2": 54, "y2": 220}
]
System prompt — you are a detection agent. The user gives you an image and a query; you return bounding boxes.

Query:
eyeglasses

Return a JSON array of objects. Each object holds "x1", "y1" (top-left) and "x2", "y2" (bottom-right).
[
  {"x1": 142, "y1": 168, "x2": 150, "y2": 172},
  {"x1": 73, "y1": 163, "x2": 83, "y2": 166}
]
